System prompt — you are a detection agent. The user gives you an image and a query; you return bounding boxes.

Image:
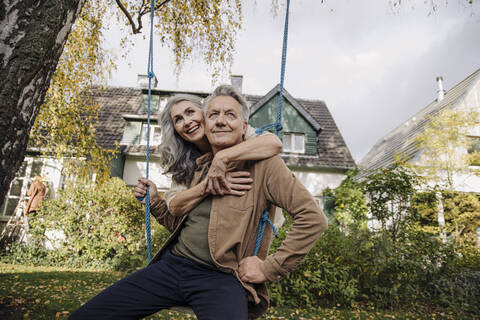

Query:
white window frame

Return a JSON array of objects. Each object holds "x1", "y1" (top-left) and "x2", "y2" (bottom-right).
[
  {"x1": 1, "y1": 159, "x2": 43, "y2": 221},
  {"x1": 140, "y1": 123, "x2": 162, "y2": 146},
  {"x1": 282, "y1": 133, "x2": 305, "y2": 153}
]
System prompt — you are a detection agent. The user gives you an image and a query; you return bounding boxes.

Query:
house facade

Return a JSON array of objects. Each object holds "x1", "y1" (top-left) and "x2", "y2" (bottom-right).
[
  {"x1": 359, "y1": 68, "x2": 480, "y2": 192},
  {"x1": 1, "y1": 76, "x2": 355, "y2": 232}
]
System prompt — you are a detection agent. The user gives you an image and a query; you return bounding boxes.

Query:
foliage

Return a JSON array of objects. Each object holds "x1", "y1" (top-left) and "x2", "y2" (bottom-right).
[
  {"x1": 2, "y1": 178, "x2": 170, "y2": 271},
  {"x1": 268, "y1": 218, "x2": 480, "y2": 315},
  {"x1": 109, "y1": 0, "x2": 242, "y2": 79},
  {"x1": 268, "y1": 166, "x2": 480, "y2": 316},
  {"x1": 362, "y1": 164, "x2": 421, "y2": 242},
  {"x1": 30, "y1": 1, "x2": 117, "y2": 183},
  {"x1": 441, "y1": 191, "x2": 480, "y2": 246},
  {"x1": 414, "y1": 108, "x2": 480, "y2": 191},
  {"x1": 323, "y1": 169, "x2": 368, "y2": 232}
]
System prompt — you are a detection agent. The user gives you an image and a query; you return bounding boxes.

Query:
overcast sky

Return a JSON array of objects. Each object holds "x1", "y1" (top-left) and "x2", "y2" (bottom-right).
[{"x1": 105, "y1": 0, "x2": 480, "y2": 163}]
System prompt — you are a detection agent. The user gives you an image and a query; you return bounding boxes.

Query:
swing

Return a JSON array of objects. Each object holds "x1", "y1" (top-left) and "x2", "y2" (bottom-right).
[{"x1": 140, "y1": 0, "x2": 291, "y2": 262}]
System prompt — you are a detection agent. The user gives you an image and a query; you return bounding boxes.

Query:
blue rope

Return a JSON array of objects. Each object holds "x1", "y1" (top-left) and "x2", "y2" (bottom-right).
[
  {"x1": 136, "y1": 0, "x2": 156, "y2": 263},
  {"x1": 254, "y1": 210, "x2": 279, "y2": 256},
  {"x1": 253, "y1": 0, "x2": 290, "y2": 256}
]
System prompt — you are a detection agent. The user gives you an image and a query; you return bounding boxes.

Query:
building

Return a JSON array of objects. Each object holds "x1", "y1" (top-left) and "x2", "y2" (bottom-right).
[
  {"x1": 359, "y1": 68, "x2": 480, "y2": 192},
  {"x1": 1, "y1": 75, "x2": 355, "y2": 232}
]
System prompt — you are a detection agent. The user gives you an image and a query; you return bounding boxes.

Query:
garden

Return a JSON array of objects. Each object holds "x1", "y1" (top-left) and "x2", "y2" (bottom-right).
[{"x1": 1, "y1": 164, "x2": 479, "y2": 319}]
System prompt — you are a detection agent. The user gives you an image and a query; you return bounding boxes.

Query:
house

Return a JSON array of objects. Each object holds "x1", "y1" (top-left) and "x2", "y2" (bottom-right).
[
  {"x1": 359, "y1": 68, "x2": 480, "y2": 193},
  {"x1": 0, "y1": 75, "x2": 355, "y2": 232}
]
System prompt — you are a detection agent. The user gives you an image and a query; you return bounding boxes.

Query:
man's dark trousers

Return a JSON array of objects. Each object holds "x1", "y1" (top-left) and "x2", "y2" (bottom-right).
[{"x1": 69, "y1": 250, "x2": 248, "y2": 320}]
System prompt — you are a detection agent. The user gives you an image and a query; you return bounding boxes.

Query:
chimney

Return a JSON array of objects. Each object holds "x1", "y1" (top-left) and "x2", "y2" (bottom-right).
[
  {"x1": 230, "y1": 75, "x2": 243, "y2": 93},
  {"x1": 436, "y1": 76, "x2": 445, "y2": 102},
  {"x1": 137, "y1": 74, "x2": 158, "y2": 88}
]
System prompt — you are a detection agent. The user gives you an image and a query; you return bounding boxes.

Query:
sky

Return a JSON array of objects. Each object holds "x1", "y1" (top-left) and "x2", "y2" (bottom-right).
[{"x1": 105, "y1": 0, "x2": 480, "y2": 163}]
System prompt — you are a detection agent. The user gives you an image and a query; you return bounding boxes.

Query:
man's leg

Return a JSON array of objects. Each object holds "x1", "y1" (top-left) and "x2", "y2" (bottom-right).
[
  {"x1": 177, "y1": 257, "x2": 248, "y2": 320},
  {"x1": 70, "y1": 251, "x2": 186, "y2": 320}
]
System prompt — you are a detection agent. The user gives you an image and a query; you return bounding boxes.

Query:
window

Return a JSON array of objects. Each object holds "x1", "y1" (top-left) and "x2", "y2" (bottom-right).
[
  {"x1": 468, "y1": 136, "x2": 480, "y2": 166},
  {"x1": 282, "y1": 133, "x2": 305, "y2": 153},
  {"x1": 1, "y1": 160, "x2": 32, "y2": 219},
  {"x1": 140, "y1": 95, "x2": 161, "y2": 114},
  {"x1": 140, "y1": 123, "x2": 162, "y2": 146}
]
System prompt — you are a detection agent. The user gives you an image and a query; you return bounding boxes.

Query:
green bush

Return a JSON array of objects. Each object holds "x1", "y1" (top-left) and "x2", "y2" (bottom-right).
[
  {"x1": 268, "y1": 225, "x2": 362, "y2": 308},
  {"x1": 268, "y1": 218, "x2": 480, "y2": 315},
  {"x1": 1, "y1": 178, "x2": 170, "y2": 271}
]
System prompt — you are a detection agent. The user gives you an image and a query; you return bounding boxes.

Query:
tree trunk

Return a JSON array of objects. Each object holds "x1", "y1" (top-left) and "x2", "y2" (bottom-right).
[{"x1": 0, "y1": 0, "x2": 85, "y2": 206}]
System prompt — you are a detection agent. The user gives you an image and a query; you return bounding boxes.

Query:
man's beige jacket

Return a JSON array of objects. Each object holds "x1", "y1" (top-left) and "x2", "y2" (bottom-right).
[{"x1": 150, "y1": 153, "x2": 328, "y2": 319}]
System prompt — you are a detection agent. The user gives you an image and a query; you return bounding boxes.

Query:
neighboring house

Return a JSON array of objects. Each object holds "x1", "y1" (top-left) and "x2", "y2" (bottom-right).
[
  {"x1": 0, "y1": 75, "x2": 355, "y2": 231},
  {"x1": 359, "y1": 68, "x2": 480, "y2": 193}
]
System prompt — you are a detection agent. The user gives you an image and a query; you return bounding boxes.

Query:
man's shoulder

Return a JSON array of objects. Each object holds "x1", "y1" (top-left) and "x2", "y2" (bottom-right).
[{"x1": 253, "y1": 155, "x2": 287, "y2": 171}]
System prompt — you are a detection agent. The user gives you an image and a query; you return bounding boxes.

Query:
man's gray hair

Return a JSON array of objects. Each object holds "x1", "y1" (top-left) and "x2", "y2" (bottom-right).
[
  {"x1": 158, "y1": 94, "x2": 203, "y2": 185},
  {"x1": 203, "y1": 85, "x2": 249, "y2": 121}
]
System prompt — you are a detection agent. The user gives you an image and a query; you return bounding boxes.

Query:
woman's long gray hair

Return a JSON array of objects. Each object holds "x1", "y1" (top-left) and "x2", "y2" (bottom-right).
[{"x1": 158, "y1": 94, "x2": 204, "y2": 186}]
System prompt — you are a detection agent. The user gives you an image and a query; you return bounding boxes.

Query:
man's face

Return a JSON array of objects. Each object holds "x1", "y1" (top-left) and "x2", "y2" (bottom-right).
[{"x1": 205, "y1": 95, "x2": 247, "y2": 153}]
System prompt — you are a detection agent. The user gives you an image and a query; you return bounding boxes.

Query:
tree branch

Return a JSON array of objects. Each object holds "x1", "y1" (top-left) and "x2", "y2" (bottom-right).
[
  {"x1": 155, "y1": 0, "x2": 173, "y2": 11},
  {"x1": 115, "y1": 0, "x2": 141, "y2": 34},
  {"x1": 115, "y1": 0, "x2": 173, "y2": 34}
]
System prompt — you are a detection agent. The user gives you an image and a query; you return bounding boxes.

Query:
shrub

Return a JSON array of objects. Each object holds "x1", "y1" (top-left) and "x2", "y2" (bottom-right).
[
  {"x1": 2, "y1": 178, "x2": 170, "y2": 271},
  {"x1": 267, "y1": 212, "x2": 480, "y2": 315}
]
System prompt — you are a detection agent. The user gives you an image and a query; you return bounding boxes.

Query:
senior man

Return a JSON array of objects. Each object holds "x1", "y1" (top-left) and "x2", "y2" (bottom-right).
[{"x1": 70, "y1": 85, "x2": 327, "y2": 320}]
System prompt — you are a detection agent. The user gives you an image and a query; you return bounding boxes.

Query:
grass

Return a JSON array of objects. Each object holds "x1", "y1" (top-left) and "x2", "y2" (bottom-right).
[{"x1": 0, "y1": 263, "x2": 474, "y2": 320}]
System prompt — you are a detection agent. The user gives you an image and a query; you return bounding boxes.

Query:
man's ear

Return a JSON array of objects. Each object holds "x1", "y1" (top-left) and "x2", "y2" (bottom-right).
[{"x1": 242, "y1": 121, "x2": 248, "y2": 135}]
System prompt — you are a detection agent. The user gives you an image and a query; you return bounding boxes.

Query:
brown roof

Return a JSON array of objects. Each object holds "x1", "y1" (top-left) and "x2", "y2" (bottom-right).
[
  {"x1": 93, "y1": 87, "x2": 142, "y2": 150},
  {"x1": 92, "y1": 85, "x2": 355, "y2": 170}
]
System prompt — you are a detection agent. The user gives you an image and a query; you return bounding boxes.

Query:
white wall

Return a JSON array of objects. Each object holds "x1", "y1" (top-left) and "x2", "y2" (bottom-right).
[
  {"x1": 290, "y1": 169, "x2": 347, "y2": 197},
  {"x1": 122, "y1": 156, "x2": 172, "y2": 191}
]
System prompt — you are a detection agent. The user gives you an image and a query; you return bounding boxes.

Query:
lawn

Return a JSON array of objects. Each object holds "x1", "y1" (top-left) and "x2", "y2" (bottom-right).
[{"x1": 0, "y1": 264, "x2": 471, "y2": 320}]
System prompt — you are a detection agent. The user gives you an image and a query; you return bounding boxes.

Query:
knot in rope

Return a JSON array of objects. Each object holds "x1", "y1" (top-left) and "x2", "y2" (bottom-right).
[
  {"x1": 147, "y1": 71, "x2": 155, "y2": 79},
  {"x1": 275, "y1": 122, "x2": 283, "y2": 133}
]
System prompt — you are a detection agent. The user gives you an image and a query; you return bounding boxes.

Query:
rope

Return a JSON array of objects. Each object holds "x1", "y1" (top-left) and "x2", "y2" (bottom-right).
[
  {"x1": 253, "y1": 0, "x2": 290, "y2": 256},
  {"x1": 254, "y1": 210, "x2": 279, "y2": 256},
  {"x1": 136, "y1": 0, "x2": 156, "y2": 263}
]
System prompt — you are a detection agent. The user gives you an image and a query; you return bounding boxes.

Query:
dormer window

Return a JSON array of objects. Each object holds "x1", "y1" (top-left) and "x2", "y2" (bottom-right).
[
  {"x1": 140, "y1": 123, "x2": 162, "y2": 146},
  {"x1": 140, "y1": 95, "x2": 162, "y2": 114},
  {"x1": 282, "y1": 133, "x2": 305, "y2": 153}
]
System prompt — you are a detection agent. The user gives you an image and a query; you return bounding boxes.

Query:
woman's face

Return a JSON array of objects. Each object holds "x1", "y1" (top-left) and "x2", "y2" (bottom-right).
[{"x1": 170, "y1": 100, "x2": 206, "y2": 144}]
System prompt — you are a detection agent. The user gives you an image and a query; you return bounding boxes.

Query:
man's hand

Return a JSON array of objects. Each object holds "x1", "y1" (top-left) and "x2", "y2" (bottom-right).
[
  {"x1": 238, "y1": 256, "x2": 267, "y2": 283},
  {"x1": 134, "y1": 178, "x2": 160, "y2": 205}
]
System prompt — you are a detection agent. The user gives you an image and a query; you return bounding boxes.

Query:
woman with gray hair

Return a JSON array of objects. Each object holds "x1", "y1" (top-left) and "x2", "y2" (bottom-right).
[{"x1": 135, "y1": 88, "x2": 284, "y2": 219}]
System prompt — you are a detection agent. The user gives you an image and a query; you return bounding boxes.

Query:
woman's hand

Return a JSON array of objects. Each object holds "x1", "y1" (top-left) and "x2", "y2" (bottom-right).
[
  {"x1": 224, "y1": 171, "x2": 252, "y2": 196},
  {"x1": 204, "y1": 168, "x2": 252, "y2": 197},
  {"x1": 134, "y1": 178, "x2": 160, "y2": 204},
  {"x1": 204, "y1": 154, "x2": 230, "y2": 195}
]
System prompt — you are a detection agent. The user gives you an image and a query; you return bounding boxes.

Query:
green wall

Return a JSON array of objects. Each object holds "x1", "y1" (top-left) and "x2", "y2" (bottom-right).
[{"x1": 249, "y1": 94, "x2": 317, "y2": 155}]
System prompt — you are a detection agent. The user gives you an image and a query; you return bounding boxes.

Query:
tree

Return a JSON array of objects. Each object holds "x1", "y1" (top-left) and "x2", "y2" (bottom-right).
[
  {"x1": 362, "y1": 164, "x2": 420, "y2": 244},
  {"x1": 415, "y1": 108, "x2": 480, "y2": 190},
  {"x1": 0, "y1": 0, "x2": 242, "y2": 206},
  {"x1": 30, "y1": 1, "x2": 117, "y2": 183},
  {"x1": 414, "y1": 107, "x2": 480, "y2": 243},
  {"x1": 1, "y1": 0, "x2": 86, "y2": 207}
]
